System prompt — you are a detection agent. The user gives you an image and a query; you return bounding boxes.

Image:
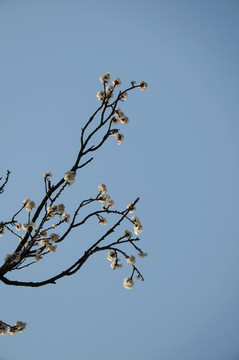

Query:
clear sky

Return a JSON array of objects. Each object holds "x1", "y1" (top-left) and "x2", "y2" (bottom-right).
[{"x1": 0, "y1": 0, "x2": 239, "y2": 359}]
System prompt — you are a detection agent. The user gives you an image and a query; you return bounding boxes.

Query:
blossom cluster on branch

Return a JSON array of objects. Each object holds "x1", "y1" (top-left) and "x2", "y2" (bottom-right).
[
  {"x1": 0, "y1": 73, "x2": 148, "y2": 334},
  {"x1": 0, "y1": 320, "x2": 27, "y2": 336}
]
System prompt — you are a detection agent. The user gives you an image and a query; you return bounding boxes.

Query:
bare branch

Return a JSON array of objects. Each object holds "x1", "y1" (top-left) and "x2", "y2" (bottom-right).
[{"x1": 0, "y1": 170, "x2": 10, "y2": 195}]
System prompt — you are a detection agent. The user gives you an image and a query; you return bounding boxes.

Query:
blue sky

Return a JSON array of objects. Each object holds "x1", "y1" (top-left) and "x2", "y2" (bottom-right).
[{"x1": 0, "y1": 0, "x2": 239, "y2": 359}]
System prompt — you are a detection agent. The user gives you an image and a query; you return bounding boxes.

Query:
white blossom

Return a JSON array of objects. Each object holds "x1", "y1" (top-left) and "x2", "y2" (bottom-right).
[
  {"x1": 25, "y1": 200, "x2": 36, "y2": 212},
  {"x1": 112, "y1": 78, "x2": 121, "y2": 86},
  {"x1": 34, "y1": 249, "x2": 42, "y2": 262},
  {"x1": 120, "y1": 92, "x2": 128, "y2": 101},
  {"x1": 123, "y1": 277, "x2": 134, "y2": 289},
  {"x1": 8, "y1": 327, "x2": 18, "y2": 335},
  {"x1": 43, "y1": 172, "x2": 52, "y2": 179},
  {"x1": 115, "y1": 107, "x2": 124, "y2": 119},
  {"x1": 61, "y1": 212, "x2": 70, "y2": 223},
  {"x1": 98, "y1": 183, "x2": 107, "y2": 194},
  {"x1": 122, "y1": 230, "x2": 132, "y2": 238},
  {"x1": 97, "y1": 194, "x2": 110, "y2": 203},
  {"x1": 47, "y1": 211, "x2": 55, "y2": 219},
  {"x1": 15, "y1": 224, "x2": 22, "y2": 231},
  {"x1": 47, "y1": 206, "x2": 53, "y2": 214},
  {"x1": 14, "y1": 253, "x2": 21, "y2": 262},
  {"x1": 0, "y1": 322, "x2": 7, "y2": 335},
  {"x1": 110, "y1": 259, "x2": 117, "y2": 269},
  {"x1": 47, "y1": 245, "x2": 57, "y2": 253},
  {"x1": 107, "y1": 251, "x2": 116, "y2": 261},
  {"x1": 127, "y1": 203, "x2": 136, "y2": 213},
  {"x1": 23, "y1": 197, "x2": 30, "y2": 205},
  {"x1": 138, "y1": 252, "x2": 148, "y2": 258},
  {"x1": 126, "y1": 256, "x2": 136, "y2": 265},
  {"x1": 96, "y1": 90, "x2": 104, "y2": 101},
  {"x1": 132, "y1": 216, "x2": 143, "y2": 235},
  {"x1": 29, "y1": 221, "x2": 35, "y2": 229},
  {"x1": 98, "y1": 217, "x2": 107, "y2": 225},
  {"x1": 110, "y1": 129, "x2": 118, "y2": 136},
  {"x1": 120, "y1": 116, "x2": 129, "y2": 124},
  {"x1": 22, "y1": 222, "x2": 35, "y2": 231},
  {"x1": 138, "y1": 81, "x2": 148, "y2": 91},
  {"x1": 115, "y1": 109, "x2": 129, "y2": 124},
  {"x1": 47, "y1": 205, "x2": 57, "y2": 214},
  {"x1": 14, "y1": 321, "x2": 27, "y2": 333},
  {"x1": 50, "y1": 233, "x2": 59, "y2": 243},
  {"x1": 64, "y1": 171, "x2": 76, "y2": 185},
  {"x1": 100, "y1": 72, "x2": 110, "y2": 83},
  {"x1": 106, "y1": 199, "x2": 114, "y2": 208},
  {"x1": 131, "y1": 80, "x2": 136, "y2": 86},
  {"x1": 111, "y1": 116, "x2": 119, "y2": 124},
  {"x1": 40, "y1": 239, "x2": 49, "y2": 247},
  {"x1": 0, "y1": 228, "x2": 4, "y2": 237},
  {"x1": 23, "y1": 241, "x2": 29, "y2": 250},
  {"x1": 110, "y1": 259, "x2": 122, "y2": 269},
  {"x1": 39, "y1": 230, "x2": 47, "y2": 238},
  {"x1": 56, "y1": 204, "x2": 65, "y2": 214},
  {"x1": 116, "y1": 133, "x2": 124, "y2": 145},
  {"x1": 106, "y1": 85, "x2": 114, "y2": 98},
  {"x1": 106, "y1": 85, "x2": 114, "y2": 92}
]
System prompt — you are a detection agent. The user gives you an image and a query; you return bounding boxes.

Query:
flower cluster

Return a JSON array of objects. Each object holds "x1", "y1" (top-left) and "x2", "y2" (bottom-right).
[
  {"x1": 64, "y1": 171, "x2": 76, "y2": 185},
  {"x1": 39, "y1": 232, "x2": 59, "y2": 254},
  {"x1": 112, "y1": 108, "x2": 129, "y2": 125},
  {"x1": 97, "y1": 73, "x2": 147, "y2": 108},
  {"x1": 127, "y1": 202, "x2": 136, "y2": 213},
  {"x1": 98, "y1": 183, "x2": 107, "y2": 194},
  {"x1": 122, "y1": 230, "x2": 132, "y2": 238},
  {"x1": 107, "y1": 251, "x2": 122, "y2": 270},
  {"x1": 100, "y1": 72, "x2": 110, "y2": 84},
  {"x1": 60, "y1": 212, "x2": 70, "y2": 223},
  {"x1": 21, "y1": 221, "x2": 35, "y2": 231},
  {"x1": 47, "y1": 203, "x2": 65, "y2": 219},
  {"x1": 123, "y1": 277, "x2": 134, "y2": 289},
  {"x1": 97, "y1": 184, "x2": 114, "y2": 210},
  {"x1": 23, "y1": 197, "x2": 36, "y2": 212},
  {"x1": 0, "y1": 320, "x2": 27, "y2": 336},
  {"x1": 109, "y1": 128, "x2": 124, "y2": 145},
  {"x1": 46, "y1": 203, "x2": 70, "y2": 224},
  {"x1": 132, "y1": 216, "x2": 143, "y2": 235},
  {"x1": 126, "y1": 256, "x2": 136, "y2": 265}
]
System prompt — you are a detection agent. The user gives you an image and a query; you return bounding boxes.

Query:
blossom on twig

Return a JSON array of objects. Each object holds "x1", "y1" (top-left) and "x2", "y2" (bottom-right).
[
  {"x1": 123, "y1": 277, "x2": 134, "y2": 289},
  {"x1": 138, "y1": 81, "x2": 148, "y2": 91},
  {"x1": 64, "y1": 171, "x2": 76, "y2": 185},
  {"x1": 100, "y1": 72, "x2": 110, "y2": 84},
  {"x1": 126, "y1": 256, "x2": 136, "y2": 265}
]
